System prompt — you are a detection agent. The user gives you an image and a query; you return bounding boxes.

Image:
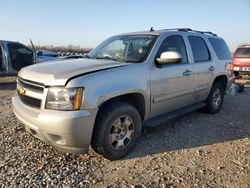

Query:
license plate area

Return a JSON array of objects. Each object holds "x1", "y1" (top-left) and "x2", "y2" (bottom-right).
[{"x1": 241, "y1": 67, "x2": 250, "y2": 71}]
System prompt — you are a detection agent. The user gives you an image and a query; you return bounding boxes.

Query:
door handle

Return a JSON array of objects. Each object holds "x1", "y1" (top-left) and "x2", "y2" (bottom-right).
[
  {"x1": 208, "y1": 66, "x2": 215, "y2": 71},
  {"x1": 183, "y1": 69, "x2": 192, "y2": 76}
]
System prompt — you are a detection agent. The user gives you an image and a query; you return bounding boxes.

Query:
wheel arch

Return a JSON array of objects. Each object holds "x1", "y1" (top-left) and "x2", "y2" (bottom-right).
[
  {"x1": 97, "y1": 92, "x2": 146, "y2": 121},
  {"x1": 212, "y1": 74, "x2": 228, "y2": 90}
]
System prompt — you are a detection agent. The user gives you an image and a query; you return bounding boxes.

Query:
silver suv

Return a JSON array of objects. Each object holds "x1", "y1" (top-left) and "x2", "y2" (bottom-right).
[{"x1": 12, "y1": 28, "x2": 233, "y2": 160}]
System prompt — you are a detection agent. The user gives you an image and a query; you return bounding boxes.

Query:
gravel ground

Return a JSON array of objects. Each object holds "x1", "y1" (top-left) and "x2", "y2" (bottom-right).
[{"x1": 0, "y1": 77, "x2": 249, "y2": 188}]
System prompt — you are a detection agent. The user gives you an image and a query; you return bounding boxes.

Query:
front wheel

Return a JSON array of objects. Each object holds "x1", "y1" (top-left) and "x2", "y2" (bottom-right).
[
  {"x1": 91, "y1": 102, "x2": 142, "y2": 160},
  {"x1": 204, "y1": 82, "x2": 225, "y2": 114}
]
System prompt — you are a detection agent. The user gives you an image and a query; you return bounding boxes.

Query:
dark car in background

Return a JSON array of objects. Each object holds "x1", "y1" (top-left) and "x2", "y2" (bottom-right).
[
  {"x1": 0, "y1": 40, "x2": 35, "y2": 76},
  {"x1": 36, "y1": 50, "x2": 59, "y2": 63},
  {"x1": 233, "y1": 44, "x2": 250, "y2": 91},
  {"x1": 0, "y1": 40, "x2": 79, "y2": 76}
]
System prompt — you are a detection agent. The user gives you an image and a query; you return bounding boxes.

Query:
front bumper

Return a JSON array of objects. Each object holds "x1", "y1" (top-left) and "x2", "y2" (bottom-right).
[
  {"x1": 233, "y1": 66, "x2": 250, "y2": 72},
  {"x1": 233, "y1": 66, "x2": 250, "y2": 85},
  {"x1": 12, "y1": 94, "x2": 98, "y2": 154}
]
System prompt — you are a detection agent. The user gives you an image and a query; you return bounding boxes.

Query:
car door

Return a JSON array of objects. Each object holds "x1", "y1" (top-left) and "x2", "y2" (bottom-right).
[
  {"x1": 0, "y1": 43, "x2": 3, "y2": 71},
  {"x1": 7, "y1": 42, "x2": 34, "y2": 72},
  {"x1": 187, "y1": 36, "x2": 214, "y2": 102},
  {"x1": 150, "y1": 35, "x2": 194, "y2": 118}
]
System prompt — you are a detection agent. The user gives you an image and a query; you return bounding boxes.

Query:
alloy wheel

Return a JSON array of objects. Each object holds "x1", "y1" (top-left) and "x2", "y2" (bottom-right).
[{"x1": 108, "y1": 116, "x2": 135, "y2": 150}]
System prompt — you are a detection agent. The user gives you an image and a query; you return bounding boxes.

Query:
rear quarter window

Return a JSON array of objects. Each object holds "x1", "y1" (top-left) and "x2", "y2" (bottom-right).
[{"x1": 208, "y1": 38, "x2": 231, "y2": 60}]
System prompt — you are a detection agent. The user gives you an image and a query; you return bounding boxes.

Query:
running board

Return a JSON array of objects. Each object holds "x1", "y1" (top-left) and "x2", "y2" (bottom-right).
[{"x1": 143, "y1": 102, "x2": 206, "y2": 127}]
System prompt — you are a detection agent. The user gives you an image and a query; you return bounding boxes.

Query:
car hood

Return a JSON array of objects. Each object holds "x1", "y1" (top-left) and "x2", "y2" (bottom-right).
[{"x1": 18, "y1": 58, "x2": 128, "y2": 86}]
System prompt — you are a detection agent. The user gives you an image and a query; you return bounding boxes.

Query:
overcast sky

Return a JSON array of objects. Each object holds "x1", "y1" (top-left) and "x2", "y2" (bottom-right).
[{"x1": 1, "y1": 0, "x2": 250, "y2": 51}]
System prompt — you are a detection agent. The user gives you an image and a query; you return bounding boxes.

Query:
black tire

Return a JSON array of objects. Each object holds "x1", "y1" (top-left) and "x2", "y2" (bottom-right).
[
  {"x1": 238, "y1": 85, "x2": 244, "y2": 93},
  {"x1": 91, "y1": 101, "x2": 142, "y2": 160},
  {"x1": 204, "y1": 82, "x2": 225, "y2": 114}
]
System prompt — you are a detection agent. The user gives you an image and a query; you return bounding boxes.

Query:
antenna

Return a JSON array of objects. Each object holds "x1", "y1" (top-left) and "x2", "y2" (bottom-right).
[{"x1": 150, "y1": 27, "x2": 154, "y2": 32}]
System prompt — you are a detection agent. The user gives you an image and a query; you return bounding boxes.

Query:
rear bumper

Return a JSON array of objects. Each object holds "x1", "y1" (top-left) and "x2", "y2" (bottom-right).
[{"x1": 12, "y1": 94, "x2": 98, "y2": 154}]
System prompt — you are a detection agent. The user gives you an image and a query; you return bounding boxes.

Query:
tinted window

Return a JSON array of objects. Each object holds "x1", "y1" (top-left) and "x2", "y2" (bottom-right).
[
  {"x1": 234, "y1": 48, "x2": 250, "y2": 57},
  {"x1": 188, "y1": 36, "x2": 210, "y2": 62},
  {"x1": 209, "y1": 38, "x2": 231, "y2": 60},
  {"x1": 8, "y1": 43, "x2": 33, "y2": 71},
  {"x1": 157, "y1": 35, "x2": 188, "y2": 63}
]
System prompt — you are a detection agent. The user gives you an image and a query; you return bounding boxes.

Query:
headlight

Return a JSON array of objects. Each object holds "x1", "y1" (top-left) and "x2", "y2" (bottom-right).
[{"x1": 46, "y1": 87, "x2": 84, "y2": 110}]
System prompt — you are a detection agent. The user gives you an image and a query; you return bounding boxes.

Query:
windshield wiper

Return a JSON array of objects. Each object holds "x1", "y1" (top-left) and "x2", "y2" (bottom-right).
[
  {"x1": 95, "y1": 56, "x2": 123, "y2": 62},
  {"x1": 124, "y1": 60, "x2": 140, "y2": 63}
]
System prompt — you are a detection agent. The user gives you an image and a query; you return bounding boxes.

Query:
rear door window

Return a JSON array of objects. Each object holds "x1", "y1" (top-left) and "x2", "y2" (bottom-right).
[
  {"x1": 188, "y1": 36, "x2": 210, "y2": 62},
  {"x1": 208, "y1": 38, "x2": 231, "y2": 60}
]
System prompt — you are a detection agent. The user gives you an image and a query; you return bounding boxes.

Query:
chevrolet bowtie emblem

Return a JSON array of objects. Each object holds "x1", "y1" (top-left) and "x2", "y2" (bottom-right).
[{"x1": 18, "y1": 87, "x2": 26, "y2": 95}]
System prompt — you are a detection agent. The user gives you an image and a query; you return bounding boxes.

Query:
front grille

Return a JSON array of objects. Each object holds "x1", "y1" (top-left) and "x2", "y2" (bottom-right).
[
  {"x1": 18, "y1": 92, "x2": 41, "y2": 108},
  {"x1": 18, "y1": 78, "x2": 44, "y2": 92},
  {"x1": 17, "y1": 77, "x2": 44, "y2": 108}
]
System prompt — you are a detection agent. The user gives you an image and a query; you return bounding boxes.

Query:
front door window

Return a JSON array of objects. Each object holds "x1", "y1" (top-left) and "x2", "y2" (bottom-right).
[{"x1": 8, "y1": 43, "x2": 33, "y2": 71}]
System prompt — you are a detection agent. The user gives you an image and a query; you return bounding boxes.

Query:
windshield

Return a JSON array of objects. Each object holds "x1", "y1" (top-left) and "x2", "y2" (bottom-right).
[
  {"x1": 88, "y1": 35, "x2": 157, "y2": 63},
  {"x1": 234, "y1": 48, "x2": 250, "y2": 57}
]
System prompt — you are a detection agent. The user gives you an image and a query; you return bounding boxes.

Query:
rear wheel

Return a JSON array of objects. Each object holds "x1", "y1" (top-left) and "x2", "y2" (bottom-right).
[
  {"x1": 91, "y1": 101, "x2": 142, "y2": 160},
  {"x1": 204, "y1": 82, "x2": 225, "y2": 114}
]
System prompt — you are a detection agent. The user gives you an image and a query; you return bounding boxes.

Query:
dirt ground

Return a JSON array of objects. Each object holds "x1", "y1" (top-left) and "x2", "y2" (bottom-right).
[{"x1": 0, "y1": 77, "x2": 249, "y2": 188}]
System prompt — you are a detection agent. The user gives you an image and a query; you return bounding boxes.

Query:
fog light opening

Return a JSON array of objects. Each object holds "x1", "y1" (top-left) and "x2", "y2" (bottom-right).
[{"x1": 48, "y1": 134, "x2": 66, "y2": 145}]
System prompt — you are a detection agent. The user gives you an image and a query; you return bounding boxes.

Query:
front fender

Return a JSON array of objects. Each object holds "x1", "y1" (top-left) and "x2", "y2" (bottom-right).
[{"x1": 66, "y1": 63, "x2": 151, "y2": 118}]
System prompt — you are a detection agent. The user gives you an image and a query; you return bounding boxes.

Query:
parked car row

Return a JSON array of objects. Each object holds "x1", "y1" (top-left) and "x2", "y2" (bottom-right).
[
  {"x1": 37, "y1": 51, "x2": 86, "y2": 63},
  {"x1": 36, "y1": 50, "x2": 59, "y2": 63}
]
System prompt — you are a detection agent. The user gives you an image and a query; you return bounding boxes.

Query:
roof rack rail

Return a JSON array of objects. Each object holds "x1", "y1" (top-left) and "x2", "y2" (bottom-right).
[
  {"x1": 158, "y1": 28, "x2": 218, "y2": 36},
  {"x1": 177, "y1": 28, "x2": 192, "y2": 32},
  {"x1": 158, "y1": 28, "x2": 192, "y2": 32},
  {"x1": 202, "y1": 31, "x2": 217, "y2": 36},
  {"x1": 191, "y1": 30, "x2": 218, "y2": 36}
]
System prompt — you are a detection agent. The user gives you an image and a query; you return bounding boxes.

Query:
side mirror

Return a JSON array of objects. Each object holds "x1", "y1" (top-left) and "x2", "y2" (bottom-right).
[
  {"x1": 156, "y1": 51, "x2": 182, "y2": 64},
  {"x1": 37, "y1": 51, "x2": 43, "y2": 56}
]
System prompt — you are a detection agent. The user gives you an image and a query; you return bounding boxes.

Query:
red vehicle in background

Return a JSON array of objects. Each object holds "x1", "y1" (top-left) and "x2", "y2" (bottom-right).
[{"x1": 233, "y1": 44, "x2": 250, "y2": 92}]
